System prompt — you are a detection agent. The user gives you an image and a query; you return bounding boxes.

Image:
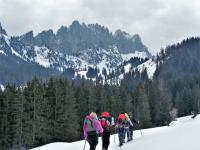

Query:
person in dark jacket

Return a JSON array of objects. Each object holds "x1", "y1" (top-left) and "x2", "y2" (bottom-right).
[
  {"x1": 116, "y1": 111, "x2": 126, "y2": 146},
  {"x1": 98, "y1": 112, "x2": 117, "y2": 150},
  {"x1": 128, "y1": 112, "x2": 139, "y2": 140}
]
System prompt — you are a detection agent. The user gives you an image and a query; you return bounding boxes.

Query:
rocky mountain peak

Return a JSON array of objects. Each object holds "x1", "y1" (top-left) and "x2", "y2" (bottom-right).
[
  {"x1": 70, "y1": 20, "x2": 81, "y2": 32},
  {"x1": 114, "y1": 29, "x2": 132, "y2": 40},
  {"x1": 56, "y1": 26, "x2": 68, "y2": 39},
  {"x1": 113, "y1": 29, "x2": 151, "y2": 57},
  {"x1": 81, "y1": 22, "x2": 87, "y2": 27},
  {"x1": 0, "y1": 22, "x2": 7, "y2": 36},
  {"x1": 19, "y1": 31, "x2": 34, "y2": 46},
  {"x1": 71, "y1": 20, "x2": 80, "y2": 26},
  {"x1": 34, "y1": 29, "x2": 56, "y2": 47}
]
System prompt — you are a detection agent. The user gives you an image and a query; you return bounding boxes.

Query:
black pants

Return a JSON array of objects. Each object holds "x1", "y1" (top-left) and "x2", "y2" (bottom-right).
[
  {"x1": 129, "y1": 126, "x2": 133, "y2": 139},
  {"x1": 87, "y1": 134, "x2": 98, "y2": 150},
  {"x1": 102, "y1": 131, "x2": 110, "y2": 150}
]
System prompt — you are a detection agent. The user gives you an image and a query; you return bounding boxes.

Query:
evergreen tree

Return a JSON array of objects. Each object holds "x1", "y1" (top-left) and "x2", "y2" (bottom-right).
[
  {"x1": 161, "y1": 88, "x2": 173, "y2": 124},
  {"x1": 135, "y1": 83, "x2": 152, "y2": 128},
  {"x1": 87, "y1": 83, "x2": 98, "y2": 114},
  {"x1": 112, "y1": 85, "x2": 122, "y2": 117},
  {"x1": 1, "y1": 84, "x2": 16, "y2": 149},
  {"x1": 174, "y1": 91, "x2": 181, "y2": 111},
  {"x1": 0, "y1": 85, "x2": 5, "y2": 149},
  {"x1": 35, "y1": 81, "x2": 51, "y2": 145},
  {"x1": 94, "y1": 80, "x2": 103, "y2": 115},
  {"x1": 45, "y1": 75, "x2": 57, "y2": 142},
  {"x1": 74, "y1": 82, "x2": 88, "y2": 137},
  {"x1": 157, "y1": 78, "x2": 173, "y2": 124},
  {"x1": 125, "y1": 92, "x2": 133, "y2": 114},
  {"x1": 64, "y1": 79, "x2": 80, "y2": 141},
  {"x1": 193, "y1": 85, "x2": 200, "y2": 113},
  {"x1": 102, "y1": 83, "x2": 112, "y2": 112},
  {"x1": 0, "y1": 87, "x2": 3, "y2": 149},
  {"x1": 12, "y1": 84, "x2": 25, "y2": 149},
  {"x1": 22, "y1": 76, "x2": 48, "y2": 147}
]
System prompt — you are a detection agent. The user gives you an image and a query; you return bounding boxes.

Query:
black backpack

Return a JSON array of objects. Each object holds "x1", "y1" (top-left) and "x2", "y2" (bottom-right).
[{"x1": 116, "y1": 117, "x2": 125, "y2": 128}]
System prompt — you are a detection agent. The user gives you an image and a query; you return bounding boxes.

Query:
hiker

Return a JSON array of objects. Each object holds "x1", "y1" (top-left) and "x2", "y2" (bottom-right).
[
  {"x1": 116, "y1": 111, "x2": 126, "y2": 146},
  {"x1": 98, "y1": 112, "x2": 117, "y2": 150},
  {"x1": 128, "y1": 112, "x2": 139, "y2": 140},
  {"x1": 123, "y1": 113, "x2": 133, "y2": 142},
  {"x1": 83, "y1": 112, "x2": 103, "y2": 150}
]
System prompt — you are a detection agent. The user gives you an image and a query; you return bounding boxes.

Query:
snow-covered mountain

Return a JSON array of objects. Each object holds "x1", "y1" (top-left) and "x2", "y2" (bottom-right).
[
  {"x1": 0, "y1": 21, "x2": 152, "y2": 86},
  {"x1": 1, "y1": 33, "x2": 149, "y2": 71}
]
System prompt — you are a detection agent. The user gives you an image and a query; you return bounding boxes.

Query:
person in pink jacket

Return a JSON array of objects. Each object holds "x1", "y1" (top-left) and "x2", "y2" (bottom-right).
[{"x1": 83, "y1": 112, "x2": 103, "y2": 150}]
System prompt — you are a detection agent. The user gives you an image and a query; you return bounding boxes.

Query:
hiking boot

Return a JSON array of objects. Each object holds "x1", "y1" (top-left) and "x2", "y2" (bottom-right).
[
  {"x1": 119, "y1": 141, "x2": 123, "y2": 146},
  {"x1": 102, "y1": 148, "x2": 105, "y2": 150},
  {"x1": 127, "y1": 137, "x2": 132, "y2": 142}
]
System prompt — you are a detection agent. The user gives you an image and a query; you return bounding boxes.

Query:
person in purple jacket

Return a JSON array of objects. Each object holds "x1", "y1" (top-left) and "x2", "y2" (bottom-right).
[{"x1": 83, "y1": 112, "x2": 103, "y2": 150}]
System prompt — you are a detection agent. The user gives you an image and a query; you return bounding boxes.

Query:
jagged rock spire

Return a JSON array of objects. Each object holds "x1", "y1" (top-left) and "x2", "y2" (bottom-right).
[
  {"x1": 0, "y1": 22, "x2": 7, "y2": 35},
  {"x1": 19, "y1": 31, "x2": 34, "y2": 46},
  {"x1": 0, "y1": 22, "x2": 2, "y2": 34}
]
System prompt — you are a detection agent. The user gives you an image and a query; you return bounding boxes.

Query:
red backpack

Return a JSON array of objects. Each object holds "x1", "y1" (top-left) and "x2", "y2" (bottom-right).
[
  {"x1": 117, "y1": 114, "x2": 126, "y2": 128},
  {"x1": 118, "y1": 114, "x2": 125, "y2": 120},
  {"x1": 100, "y1": 112, "x2": 110, "y2": 129}
]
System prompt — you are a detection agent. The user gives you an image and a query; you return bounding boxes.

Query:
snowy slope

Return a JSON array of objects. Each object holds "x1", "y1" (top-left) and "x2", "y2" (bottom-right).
[
  {"x1": 114, "y1": 58, "x2": 157, "y2": 85},
  {"x1": 0, "y1": 84, "x2": 4, "y2": 91},
  {"x1": 135, "y1": 58, "x2": 157, "y2": 79},
  {"x1": 121, "y1": 51, "x2": 148, "y2": 61},
  {"x1": 31, "y1": 115, "x2": 200, "y2": 150}
]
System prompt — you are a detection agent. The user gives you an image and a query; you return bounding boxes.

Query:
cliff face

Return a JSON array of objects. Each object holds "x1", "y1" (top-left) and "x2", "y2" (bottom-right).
[
  {"x1": 113, "y1": 30, "x2": 151, "y2": 58},
  {"x1": 23, "y1": 21, "x2": 151, "y2": 57},
  {"x1": 19, "y1": 31, "x2": 34, "y2": 46},
  {"x1": 34, "y1": 29, "x2": 56, "y2": 48},
  {"x1": 0, "y1": 21, "x2": 151, "y2": 57}
]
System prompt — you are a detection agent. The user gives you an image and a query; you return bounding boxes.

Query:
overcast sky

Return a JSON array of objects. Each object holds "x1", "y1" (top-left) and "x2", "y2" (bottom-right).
[{"x1": 1, "y1": 0, "x2": 200, "y2": 55}]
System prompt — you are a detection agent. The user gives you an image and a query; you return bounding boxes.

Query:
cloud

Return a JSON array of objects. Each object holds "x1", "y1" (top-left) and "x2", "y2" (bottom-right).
[{"x1": 0, "y1": 0, "x2": 200, "y2": 55}]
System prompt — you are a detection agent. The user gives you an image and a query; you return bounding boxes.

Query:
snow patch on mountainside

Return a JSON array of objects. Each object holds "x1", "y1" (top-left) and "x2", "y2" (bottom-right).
[
  {"x1": 121, "y1": 51, "x2": 148, "y2": 61},
  {"x1": 0, "y1": 84, "x2": 5, "y2": 91},
  {"x1": 0, "y1": 50, "x2": 6, "y2": 55},
  {"x1": 116, "y1": 58, "x2": 156, "y2": 85},
  {"x1": 1, "y1": 34, "x2": 11, "y2": 46},
  {"x1": 34, "y1": 46, "x2": 52, "y2": 68},
  {"x1": 11, "y1": 47, "x2": 24, "y2": 59},
  {"x1": 136, "y1": 58, "x2": 157, "y2": 79}
]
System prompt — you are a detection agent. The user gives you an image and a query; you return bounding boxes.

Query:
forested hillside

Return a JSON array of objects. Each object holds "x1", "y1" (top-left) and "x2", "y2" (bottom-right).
[
  {"x1": 120, "y1": 37, "x2": 200, "y2": 117},
  {"x1": 153, "y1": 37, "x2": 200, "y2": 117},
  {"x1": 1, "y1": 37, "x2": 200, "y2": 150},
  {"x1": 0, "y1": 75, "x2": 172, "y2": 150}
]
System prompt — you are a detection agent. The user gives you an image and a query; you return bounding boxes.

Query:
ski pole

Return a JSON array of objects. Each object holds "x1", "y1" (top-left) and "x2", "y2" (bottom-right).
[
  {"x1": 139, "y1": 123, "x2": 143, "y2": 137},
  {"x1": 83, "y1": 139, "x2": 86, "y2": 150},
  {"x1": 137, "y1": 107, "x2": 143, "y2": 137},
  {"x1": 102, "y1": 132, "x2": 104, "y2": 150},
  {"x1": 113, "y1": 128, "x2": 116, "y2": 143}
]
